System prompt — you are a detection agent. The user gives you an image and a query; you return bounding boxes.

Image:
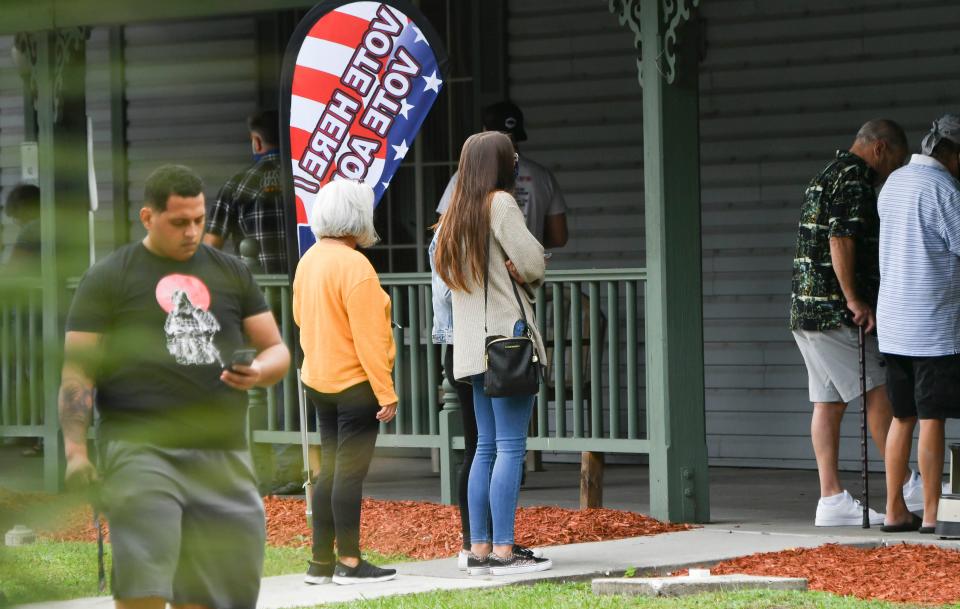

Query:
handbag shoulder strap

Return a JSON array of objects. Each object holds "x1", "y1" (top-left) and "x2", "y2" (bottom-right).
[
  {"x1": 484, "y1": 234, "x2": 530, "y2": 335},
  {"x1": 484, "y1": 235, "x2": 489, "y2": 334}
]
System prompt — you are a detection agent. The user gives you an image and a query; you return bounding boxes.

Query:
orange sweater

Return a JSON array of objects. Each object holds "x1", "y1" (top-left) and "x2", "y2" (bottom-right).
[{"x1": 293, "y1": 240, "x2": 398, "y2": 406}]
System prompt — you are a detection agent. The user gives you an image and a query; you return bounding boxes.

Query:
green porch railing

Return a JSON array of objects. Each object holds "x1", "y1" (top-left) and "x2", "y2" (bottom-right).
[
  {"x1": 7, "y1": 269, "x2": 648, "y2": 503},
  {"x1": 250, "y1": 273, "x2": 443, "y2": 451},
  {"x1": 249, "y1": 268, "x2": 648, "y2": 505},
  {"x1": 0, "y1": 277, "x2": 46, "y2": 439}
]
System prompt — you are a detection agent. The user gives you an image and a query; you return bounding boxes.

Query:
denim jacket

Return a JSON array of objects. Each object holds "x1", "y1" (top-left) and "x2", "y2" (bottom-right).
[{"x1": 429, "y1": 231, "x2": 454, "y2": 344}]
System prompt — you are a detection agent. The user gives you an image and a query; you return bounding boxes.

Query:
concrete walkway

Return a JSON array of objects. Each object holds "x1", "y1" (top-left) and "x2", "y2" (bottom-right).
[
  {"x1": 22, "y1": 525, "x2": 960, "y2": 609},
  {"x1": 9, "y1": 452, "x2": 960, "y2": 607}
]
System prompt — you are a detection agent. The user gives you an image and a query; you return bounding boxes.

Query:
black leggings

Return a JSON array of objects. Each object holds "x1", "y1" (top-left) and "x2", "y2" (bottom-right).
[
  {"x1": 444, "y1": 346, "x2": 479, "y2": 550},
  {"x1": 307, "y1": 382, "x2": 380, "y2": 562}
]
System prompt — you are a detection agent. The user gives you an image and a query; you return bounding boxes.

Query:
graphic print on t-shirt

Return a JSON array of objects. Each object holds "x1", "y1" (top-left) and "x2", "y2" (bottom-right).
[
  {"x1": 515, "y1": 175, "x2": 532, "y2": 220},
  {"x1": 155, "y1": 273, "x2": 223, "y2": 366}
]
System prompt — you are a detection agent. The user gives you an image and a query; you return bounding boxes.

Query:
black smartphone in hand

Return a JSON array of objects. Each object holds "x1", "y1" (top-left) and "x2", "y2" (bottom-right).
[{"x1": 227, "y1": 348, "x2": 257, "y2": 371}]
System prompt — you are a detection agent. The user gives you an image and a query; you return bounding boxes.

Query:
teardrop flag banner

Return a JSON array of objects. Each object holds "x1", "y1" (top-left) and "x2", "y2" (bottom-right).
[{"x1": 280, "y1": 0, "x2": 449, "y2": 266}]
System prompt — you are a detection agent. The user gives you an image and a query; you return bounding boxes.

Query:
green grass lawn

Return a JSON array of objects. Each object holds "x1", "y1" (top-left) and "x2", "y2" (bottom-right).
[
  {"x1": 308, "y1": 583, "x2": 959, "y2": 609},
  {"x1": 0, "y1": 541, "x2": 406, "y2": 606}
]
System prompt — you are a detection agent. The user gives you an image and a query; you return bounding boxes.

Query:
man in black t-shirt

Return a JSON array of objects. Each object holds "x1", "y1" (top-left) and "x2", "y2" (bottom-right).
[{"x1": 60, "y1": 165, "x2": 290, "y2": 609}]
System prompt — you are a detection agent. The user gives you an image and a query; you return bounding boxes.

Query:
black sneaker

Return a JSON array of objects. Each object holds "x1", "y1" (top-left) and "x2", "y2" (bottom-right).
[
  {"x1": 513, "y1": 544, "x2": 543, "y2": 559},
  {"x1": 304, "y1": 560, "x2": 333, "y2": 585},
  {"x1": 332, "y1": 559, "x2": 397, "y2": 585},
  {"x1": 466, "y1": 552, "x2": 491, "y2": 576},
  {"x1": 267, "y1": 481, "x2": 304, "y2": 496},
  {"x1": 487, "y1": 551, "x2": 552, "y2": 576}
]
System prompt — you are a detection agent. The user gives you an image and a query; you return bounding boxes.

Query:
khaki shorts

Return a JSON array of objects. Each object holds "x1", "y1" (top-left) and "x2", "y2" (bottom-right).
[{"x1": 793, "y1": 326, "x2": 885, "y2": 404}]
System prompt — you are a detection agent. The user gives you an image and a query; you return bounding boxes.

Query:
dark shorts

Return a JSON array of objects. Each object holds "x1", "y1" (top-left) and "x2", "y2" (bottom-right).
[
  {"x1": 99, "y1": 440, "x2": 265, "y2": 608},
  {"x1": 883, "y1": 353, "x2": 960, "y2": 420}
]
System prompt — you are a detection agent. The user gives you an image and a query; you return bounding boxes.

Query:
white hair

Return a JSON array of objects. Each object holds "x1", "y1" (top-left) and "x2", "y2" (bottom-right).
[{"x1": 309, "y1": 180, "x2": 379, "y2": 248}]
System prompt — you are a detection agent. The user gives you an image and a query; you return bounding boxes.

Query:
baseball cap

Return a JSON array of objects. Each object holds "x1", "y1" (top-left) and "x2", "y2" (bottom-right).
[
  {"x1": 921, "y1": 113, "x2": 960, "y2": 155},
  {"x1": 482, "y1": 101, "x2": 527, "y2": 142}
]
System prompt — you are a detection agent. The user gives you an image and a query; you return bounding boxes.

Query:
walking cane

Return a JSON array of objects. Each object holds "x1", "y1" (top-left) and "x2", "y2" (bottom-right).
[
  {"x1": 297, "y1": 369, "x2": 313, "y2": 525},
  {"x1": 859, "y1": 325, "x2": 870, "y2": 529}
]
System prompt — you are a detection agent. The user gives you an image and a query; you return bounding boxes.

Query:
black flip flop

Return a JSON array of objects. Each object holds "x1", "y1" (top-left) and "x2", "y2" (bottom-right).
[
  {"x1": 880, "y1": 513, "x2": 922, "y2": 533},
  {"x1": 919, "y1": 525, "x2": 936, "y2": 534}
]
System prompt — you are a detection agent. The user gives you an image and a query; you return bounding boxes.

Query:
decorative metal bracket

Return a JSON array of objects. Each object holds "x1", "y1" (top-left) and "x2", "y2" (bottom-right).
[
  {"x1": 13, "y1": 28, "x2": 90, "y2": 124},
  {"x1": 608, "y1": 0, "x2": 643, "y2": 85},
  {"x1": 662, "y1": 0, "x2": 700, "y2": 84},
  {"x1": 13, "y1": 32, "x2": 38, "y2": 110},
  {"x1": 609, "y1": 0, "x2": 701, "y2": 86}
]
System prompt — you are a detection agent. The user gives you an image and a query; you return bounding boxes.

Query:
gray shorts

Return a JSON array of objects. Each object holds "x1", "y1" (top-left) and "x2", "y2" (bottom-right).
[
  {"x1": 793, "y1": 326, "x2": 885, "y2": 403},
  {"x1": 99, "y1": 440, "x2": 265, "y2": 608}
]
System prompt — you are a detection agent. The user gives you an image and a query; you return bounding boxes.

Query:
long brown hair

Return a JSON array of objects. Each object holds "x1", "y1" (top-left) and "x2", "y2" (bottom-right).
[{"x1": 434, "y1": 131, "x2": 516, "y2": 291}]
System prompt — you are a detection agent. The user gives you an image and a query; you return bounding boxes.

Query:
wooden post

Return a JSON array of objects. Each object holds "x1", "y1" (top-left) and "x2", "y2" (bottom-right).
[
  {"x1": 640, "y1": 0, "x2": 709, "y2": 524},
  {"x1": 580, "y1": 451, "x2": 604, "y2": 509},
  {"x1": 32, "y1": 28, "x2": 91, "y2": 492},
  {"x1": 36, "y1": 31, "x2": 61, "y2": 495}
]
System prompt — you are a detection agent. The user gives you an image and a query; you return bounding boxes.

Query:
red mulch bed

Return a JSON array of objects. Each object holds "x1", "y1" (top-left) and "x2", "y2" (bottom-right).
[
  {"x1": 680, "y1": 543, "x2": 960, "y2": 605},
  {"x1": 266, "y1": 498, "x2": 692, "y2": 559},
  {"x1": 2, "y1": 489, "x2": 692, "y2": 560}
]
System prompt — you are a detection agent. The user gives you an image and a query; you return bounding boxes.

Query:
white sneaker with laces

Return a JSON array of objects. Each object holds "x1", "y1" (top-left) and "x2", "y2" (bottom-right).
[
  {"x1": 902, "y1": 470, "x2": 924, "y2": 513},
  {"x1": 815, "y1": 490, "x2": 884, "y2": 526}
]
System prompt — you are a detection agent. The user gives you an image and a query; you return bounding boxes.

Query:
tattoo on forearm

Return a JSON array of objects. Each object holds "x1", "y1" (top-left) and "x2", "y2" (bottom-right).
[{"x1": 59, "y1": 381, "x2": 94, "y2": 442}]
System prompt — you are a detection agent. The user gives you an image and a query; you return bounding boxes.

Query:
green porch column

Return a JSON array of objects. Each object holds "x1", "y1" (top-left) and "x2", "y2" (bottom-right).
[
  {"x1": 26, "y1": 28, "x2": 91, "y2": 492},
  {"x1": 611, "y1": 0, "x2": 709, "y2": 523}
]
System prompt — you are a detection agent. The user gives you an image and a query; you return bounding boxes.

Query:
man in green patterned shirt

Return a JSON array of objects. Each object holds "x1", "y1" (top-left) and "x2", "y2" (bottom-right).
[{"x1": 790, "y1": 119, "x2": 908, "y2": 526}]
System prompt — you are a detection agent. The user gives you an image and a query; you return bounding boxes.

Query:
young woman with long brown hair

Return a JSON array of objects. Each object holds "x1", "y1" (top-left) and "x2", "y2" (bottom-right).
[{"x1": 434, "y1": 131, "x2": 551, "y2": 575}]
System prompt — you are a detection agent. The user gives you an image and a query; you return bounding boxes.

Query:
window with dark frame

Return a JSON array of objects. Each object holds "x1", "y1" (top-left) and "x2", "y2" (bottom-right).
[{"x1": 366, "y1": 0, "x2": 475, "y2": 274}]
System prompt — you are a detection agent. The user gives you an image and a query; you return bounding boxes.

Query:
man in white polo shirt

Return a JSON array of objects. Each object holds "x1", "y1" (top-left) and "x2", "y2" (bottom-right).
[{"x1": 877, "y1": 114, "x2": 960, "y2": 533}]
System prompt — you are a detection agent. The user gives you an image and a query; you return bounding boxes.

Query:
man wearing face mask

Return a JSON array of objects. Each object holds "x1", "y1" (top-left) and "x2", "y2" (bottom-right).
[
  {"x1": 877, "y1": 114, "x2": 960, "y2": 533},
  {"x1": 791, "y1": 119, "x2": 908, "y2": 526},
  {"x1": 204, "y1": 109, "x2": 288, "y2": 274}
]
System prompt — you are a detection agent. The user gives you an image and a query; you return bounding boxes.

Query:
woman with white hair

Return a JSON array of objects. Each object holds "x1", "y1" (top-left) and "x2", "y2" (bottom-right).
[{"x1": 293, "y1": 180, "x2": 398, "y2": 586}]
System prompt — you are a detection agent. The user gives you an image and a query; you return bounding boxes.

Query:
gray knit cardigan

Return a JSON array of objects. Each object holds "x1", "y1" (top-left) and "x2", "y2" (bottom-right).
[{"x1": 450, "y1": 191, "x2": 546, "y2": 381}]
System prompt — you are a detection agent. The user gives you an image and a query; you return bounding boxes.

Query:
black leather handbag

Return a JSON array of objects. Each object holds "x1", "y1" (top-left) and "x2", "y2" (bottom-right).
[{"x1": 482, "y1": 246, "x2": 541, "y2": 397}]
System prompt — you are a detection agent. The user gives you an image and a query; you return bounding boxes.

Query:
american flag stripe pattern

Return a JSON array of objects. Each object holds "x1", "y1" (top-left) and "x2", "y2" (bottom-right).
[{"x1": 285, "y1": 1, "x2": 446, "y2": 258}]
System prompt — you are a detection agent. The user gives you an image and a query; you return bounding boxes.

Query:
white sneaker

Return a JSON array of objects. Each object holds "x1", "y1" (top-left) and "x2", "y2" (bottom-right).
[
  {"x1": 457, "y1": 550, "x2": 469, "y2": 571},
  {"x1": 903, "y1": 470, "x2": 924, "y2": 513},
  {"x1": 815, "y1": 490, "x2": 884, "y2": 526}
]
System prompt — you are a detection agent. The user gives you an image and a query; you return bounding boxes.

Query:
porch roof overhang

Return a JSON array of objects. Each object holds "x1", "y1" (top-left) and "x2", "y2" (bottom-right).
[{"x1": 1, "y1": 0, "x2": 315, "y2": 34}]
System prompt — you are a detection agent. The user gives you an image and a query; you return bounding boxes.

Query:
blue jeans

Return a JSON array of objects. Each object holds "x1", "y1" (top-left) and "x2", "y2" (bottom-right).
[{"x1": 467, "y1": 375, "x2": 535, "y2": 546}]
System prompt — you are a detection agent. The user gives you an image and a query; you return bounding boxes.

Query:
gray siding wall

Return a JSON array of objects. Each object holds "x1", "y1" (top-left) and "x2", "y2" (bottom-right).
[
  {"x1": 0, "y1": 35, "x2": 26, "y2": 258},
  {"x1": 509, "y1": 0, "x2": 960, "y2": 470},
  {"x1": 123, "y1": 17, "x2": 259, "y2": 242},
  {"x1": 5, "y1": 4, "x2": 960, "y2": 472}
]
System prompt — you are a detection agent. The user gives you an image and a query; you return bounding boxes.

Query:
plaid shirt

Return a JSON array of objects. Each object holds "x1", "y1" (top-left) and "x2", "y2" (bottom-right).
[
  {"x1": 790, "y1": 151, "x2": 879, "y2": 331},
  {"x1": 206, "y1": 151, "x2": 289, "y2": 274}
]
